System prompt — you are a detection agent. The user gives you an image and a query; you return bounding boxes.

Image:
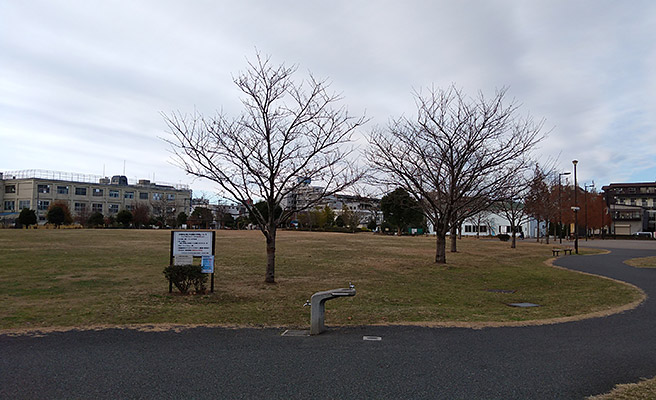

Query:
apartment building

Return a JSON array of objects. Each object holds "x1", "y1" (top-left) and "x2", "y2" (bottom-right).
[
  {"x1": 602, "y1": 182, "x2": 656, "y2": 234},
  {"x1": 0, "y1": 170, "x2": 192, "y2": 225},
  {"x1": 282, "y1": 180, "x2": 382, "y2": 227}
]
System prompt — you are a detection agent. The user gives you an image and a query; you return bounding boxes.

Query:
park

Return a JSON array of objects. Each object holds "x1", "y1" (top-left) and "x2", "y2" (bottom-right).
[
  {"x1": 0, "y1": 229, "x2": 642, "y2": 330},
  {"x1": 2, "y1": 229, "x2": 656, "y2": 398}
]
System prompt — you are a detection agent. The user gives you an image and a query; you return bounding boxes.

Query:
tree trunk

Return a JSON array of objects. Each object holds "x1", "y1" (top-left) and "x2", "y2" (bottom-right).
[
  {"x1": 511, "y1": 232, "x2": 517, "y2": 248},
  {"x1": 265, "y1": 229, "x2": 276, "y2": 283},
  {"x1": 450, "y1": 226, "x2": 458, "y2": 253},
  {"x1": 435, "y1": 234, "x2": 447, "y2": 263},
  {"x1": 545, "y1": 221, "x2": 550, "y2": 244}
]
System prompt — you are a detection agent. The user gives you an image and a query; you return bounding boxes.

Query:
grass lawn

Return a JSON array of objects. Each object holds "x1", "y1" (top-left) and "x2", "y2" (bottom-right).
[
  {"x1": 625, "y1": 256, "x2": 656, "y2": 268},
  {"x1": 588, "y1": 376, "x2": 656, "y2": 400},
  {"x1": 0, "y1": 229, "x2": 642, "y2": 330}
]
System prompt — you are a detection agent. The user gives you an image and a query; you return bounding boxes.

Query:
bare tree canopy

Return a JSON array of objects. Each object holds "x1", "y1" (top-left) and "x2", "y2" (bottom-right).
[
  {"x1": 368, "y1": 84, "x2": 545, "y2": 264},
  {"x1": 164, "y1": 53, "x2": 367, "y2": 283}
]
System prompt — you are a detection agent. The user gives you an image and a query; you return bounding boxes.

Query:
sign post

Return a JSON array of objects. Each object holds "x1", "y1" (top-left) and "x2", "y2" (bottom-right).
[{"x1": 170, "y1": 231, "x2": 216, "y2": 293}]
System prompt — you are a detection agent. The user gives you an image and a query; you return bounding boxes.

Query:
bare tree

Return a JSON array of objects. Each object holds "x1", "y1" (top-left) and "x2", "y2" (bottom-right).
[
  {"x1": 368, "y1": 85, "x2": 544, "y2": 263},
  {"x1": 524, "y1": 163, "x2": 559, "y2": 244},
  {"x1": 495, "y1": 175, "x2": 532, "y2": 249},
  {"x1": 464, "y1": 209, "x2": 492, "y2": 239},
  {"x1": 164, "y1": 54, "x2": 366, "y2": 283}
]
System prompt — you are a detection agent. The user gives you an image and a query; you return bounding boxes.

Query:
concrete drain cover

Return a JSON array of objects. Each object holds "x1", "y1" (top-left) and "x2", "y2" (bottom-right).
[
  {"x1": 486, "y1": 289, "x2": 516, "y2": 294},
  {"x1": 363, "y1": 336, "x2": 382, "y2": 341},
  {"x1": 281, "y1": 329, "x2": 310, "y2": 337},
  {"x1": 508, "y1": 302, "x2": 540, "y2": 308}
]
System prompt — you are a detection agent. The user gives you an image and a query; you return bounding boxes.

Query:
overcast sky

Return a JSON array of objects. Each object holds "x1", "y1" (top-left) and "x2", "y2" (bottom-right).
[{"x1": 2, "y1": 1, "x2": 655, "y2": 199}]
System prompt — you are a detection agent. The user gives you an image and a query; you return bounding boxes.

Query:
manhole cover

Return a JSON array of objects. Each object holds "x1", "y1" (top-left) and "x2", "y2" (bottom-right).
[
  {"x1": 281, "y1": 329, "x2": 310, "y2": 337},
  {"x1": 363, "y1": 336, "x2": 382, "y2": 341},
  {"x1": 508, "y1": 302, "x2": 540, "y2": 308},
  {"x1": 486, "y1": 289, "x2": 516, "y2": 294}
]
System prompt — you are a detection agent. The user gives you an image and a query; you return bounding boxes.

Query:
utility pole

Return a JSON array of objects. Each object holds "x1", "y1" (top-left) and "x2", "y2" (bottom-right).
[
  {"x1": 584, "y1": 181, "x2": 595, "y2": 241},
  {"x1": 572, "y1": 160, "x2": 579, "y2": 254},
  {"x1": 558, "y1": 171, "x2": 571, "y2": 244}
]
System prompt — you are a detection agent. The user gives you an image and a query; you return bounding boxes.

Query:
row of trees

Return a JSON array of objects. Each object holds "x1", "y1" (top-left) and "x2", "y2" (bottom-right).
[
  {"x1": 165, "y1": 53, "x2": 547, "y2": 283},
  {"x1": 16, "y1": 201, "x2": 187, "y2": 229}
]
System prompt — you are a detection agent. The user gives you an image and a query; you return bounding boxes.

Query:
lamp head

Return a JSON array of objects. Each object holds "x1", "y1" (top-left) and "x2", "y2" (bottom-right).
[{"x1": 572, "y1": 160, "x2": 578, "y2": 165}]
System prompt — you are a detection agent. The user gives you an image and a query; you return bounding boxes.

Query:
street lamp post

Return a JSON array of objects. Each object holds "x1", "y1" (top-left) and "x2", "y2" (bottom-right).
[
  {"x1": 572, "y1": 160, "x2": 579, "y2": 254},
  {"x1": 558, "y1": 171, "x2": 571, "y2": 244},
  {"x1": 584, "y1": 181, "x2": 595, "y2": 241}
]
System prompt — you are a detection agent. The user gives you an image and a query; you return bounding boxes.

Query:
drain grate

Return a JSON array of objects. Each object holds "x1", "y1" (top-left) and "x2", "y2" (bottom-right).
[
  {"x1": 508, "y1": 302, "x2": 540, "y2": 308},
  {"x1": 486, "y1": 289, "x2": 517, "y2": 294},
  {"x1": 363, "y1": 336, "x2": 382, "y2": 341},
  {"x1": 281, "y1": 329, "x2": 310, "y2": 337}
]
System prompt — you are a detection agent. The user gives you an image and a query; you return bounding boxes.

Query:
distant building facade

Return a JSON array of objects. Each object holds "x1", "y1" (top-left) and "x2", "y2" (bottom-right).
[
  {"x1": 0, "y1": 170, "x2": 192, "y2": 226},
  {"x1": 602, "y1": 182, "x2": 656, "y2": 234},
  {"x1": 282, "y1": 180, "x2": 382, "y2": 227}
]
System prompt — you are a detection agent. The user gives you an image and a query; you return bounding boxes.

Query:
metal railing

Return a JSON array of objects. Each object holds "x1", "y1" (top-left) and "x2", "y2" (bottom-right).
[{"x1": 1, "y1": 169, "x2": 190, "y2": 191}]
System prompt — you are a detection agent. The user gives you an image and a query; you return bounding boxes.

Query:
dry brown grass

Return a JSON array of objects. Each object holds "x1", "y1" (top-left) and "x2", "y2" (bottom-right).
[
  {"x1": 625, "y1": 256, "x2": 656, "y2": 268},
  {"x1": 587, "y1": 377, "x2": 656, "y2": 400},
  {"x1": 0, "y1": 229, "x2": 643, "y2": 332}
]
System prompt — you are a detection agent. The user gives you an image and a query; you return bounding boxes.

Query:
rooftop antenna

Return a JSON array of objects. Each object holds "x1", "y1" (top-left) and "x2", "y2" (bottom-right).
[{"x1": 123, "y1": 160, "x2": 126, "y2": 176}]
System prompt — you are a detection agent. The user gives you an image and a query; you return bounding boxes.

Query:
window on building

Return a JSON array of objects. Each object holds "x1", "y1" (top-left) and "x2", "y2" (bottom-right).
[
  {"x1": 464, "y1": 225, "x2": 473, "y2": 233},
  {"x1": 124, "y1": 191, "x2": 134, "y2": 199},
  {"x1": 75, "y1": 187, "x2": 87, "y2": 196},
  {"x1": 5, "y1": 185, "x2": 16, "y2": 194},
  {"x1": 167, "y1": 193, "x2": 175, "y2": 201},
  {"x1": 153, "y1": 193, "x2": 163, "y2": 201},
  {"x1": 108, "y1": 204, "x2": 119, "y2": 214},
  {"x1": 18, "y1": 200, "x2": 30, "y2": 210},
  {"x1": 109, "y1": 190, "x2": 119, "y2": 198},
  {"x1": 92, "y1": 203, "x2": 103, "y2": 213},
  {"x1": 125, "y1": 204, "x2": 134, "y2": 211},
  {"x1": 57, "y1": 186, "x2": 69, "y2": 195},
  {"x1": 38, "y1": 184, "x2": 50, "y2": 194},
  {"x1": 139, "y1": 192, "x2": 149, "y2": 200},
  {"x1": 92, "y1": 188, "x2": 103, "y2": 197},
  {"x1": 74, "y1": 202, "x2": 87, "y2": 213},
  {"x1": 628, "y1": 187, "x2": 636, "y2": 194},
  {"x1": 4, "y1": 200, "x2": 15, "y2": 211},
  {"x1": 37, "y1": 200, "x2": 50, "y2": 211}
]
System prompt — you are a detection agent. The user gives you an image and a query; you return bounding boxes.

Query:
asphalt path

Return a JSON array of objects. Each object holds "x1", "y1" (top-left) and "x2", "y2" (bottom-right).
[{"x1": 2, "y1": 240, "x2": 656, "y2": 399}]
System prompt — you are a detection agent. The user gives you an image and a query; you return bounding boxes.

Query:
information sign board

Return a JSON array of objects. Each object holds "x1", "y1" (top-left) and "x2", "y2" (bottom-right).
[
  {"x1": 172, "y1": 231, "x2": 213, "y2": 256},
  {"x1": 169, "y1": 231, "x2": 217, "y2": 293},
  {"x1": 201, "y1": 255, "x2": 215, "y2": 273}
]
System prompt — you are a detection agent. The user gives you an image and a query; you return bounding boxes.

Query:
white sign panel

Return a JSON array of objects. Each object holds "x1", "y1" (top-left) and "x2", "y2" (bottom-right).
[
  {"x1": 174, "y1": 254, "x2": 193, "y2": 265},
  {"x1": 173, "y1": 232, "x2": 213, "y2": 256}
]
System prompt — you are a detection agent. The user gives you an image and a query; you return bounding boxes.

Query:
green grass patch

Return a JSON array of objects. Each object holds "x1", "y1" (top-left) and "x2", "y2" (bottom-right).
[{"x1": 0, "y1": 230, "x2": 642, "y2": 330}]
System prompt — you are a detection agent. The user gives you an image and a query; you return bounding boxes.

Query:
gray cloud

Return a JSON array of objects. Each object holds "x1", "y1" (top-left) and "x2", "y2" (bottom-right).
[{"x1": 1, "y1": 0, "x2": 655, "y2": 195}]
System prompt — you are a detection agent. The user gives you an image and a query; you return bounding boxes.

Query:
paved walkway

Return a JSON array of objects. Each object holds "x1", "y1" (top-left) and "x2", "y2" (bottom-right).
[{"x1": 2, "y1": 241, "x2": 656, "y2": 399}]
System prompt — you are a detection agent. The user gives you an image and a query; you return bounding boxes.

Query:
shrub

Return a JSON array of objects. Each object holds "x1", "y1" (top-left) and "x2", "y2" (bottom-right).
[
  {"x1": 87, "y1": 212, "x2": 105, "y2": 228},
  {"x1": 163, "y1": 264, "x2": 208, "y2": 294},
  {"x1": 18, "y1": 208, "x2": 37, "y2": 228},
  {"x1": 498, "y1": 234, "x2": 510, "y2": 242}
]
